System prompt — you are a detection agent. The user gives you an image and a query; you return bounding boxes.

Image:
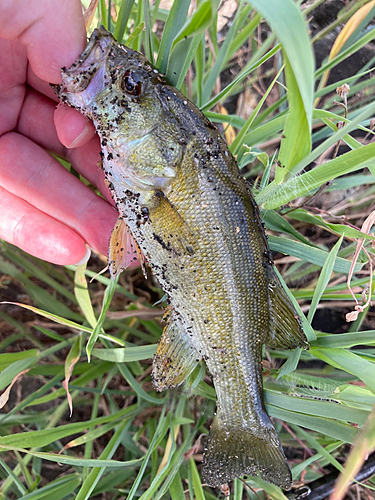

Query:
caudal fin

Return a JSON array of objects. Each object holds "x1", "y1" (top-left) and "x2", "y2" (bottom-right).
[{"x1": 202, "y1": 415, "x2": 292, "y2": 489}]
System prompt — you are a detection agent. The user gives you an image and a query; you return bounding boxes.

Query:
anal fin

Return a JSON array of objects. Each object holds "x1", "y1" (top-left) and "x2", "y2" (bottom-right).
[
  {"x1": 152, "y1": 317, "x2": 200, "y2": 391},
  {"x1": 266, "y1": 267, "x2": 309, "y2": 350},
  {"x1": 150, "y1": 192, "x2": 195, "y2": 256},
  {"x1": 108, "y1": 218, "x2": 144, "y2": 278}
]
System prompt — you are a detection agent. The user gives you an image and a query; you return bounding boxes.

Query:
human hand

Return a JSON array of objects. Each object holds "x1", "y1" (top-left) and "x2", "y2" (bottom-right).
[{"x1": 0, "y1": 0, "x2": 118, "y2": 266}]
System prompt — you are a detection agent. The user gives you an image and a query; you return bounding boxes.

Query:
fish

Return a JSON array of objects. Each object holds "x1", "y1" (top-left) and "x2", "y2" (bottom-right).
[{"x1": 52, "y1": 26, "x2": 309, "y2": 489}]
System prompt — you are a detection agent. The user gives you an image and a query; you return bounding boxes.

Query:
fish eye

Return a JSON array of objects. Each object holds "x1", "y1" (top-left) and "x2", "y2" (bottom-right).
[{"x1": 123, "y1": 70, "x2": 142, "y2": 95}]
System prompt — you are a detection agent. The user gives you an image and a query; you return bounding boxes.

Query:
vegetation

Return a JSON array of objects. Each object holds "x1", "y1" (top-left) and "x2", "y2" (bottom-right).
[{"x1": 1, "y1": 0, "x2": 375, "y2": 498}]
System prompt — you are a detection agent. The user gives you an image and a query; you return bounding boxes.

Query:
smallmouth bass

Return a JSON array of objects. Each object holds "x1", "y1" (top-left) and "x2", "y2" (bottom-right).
[{"x1": 53, "y1": 26, "x2": 309, "y2": 489}]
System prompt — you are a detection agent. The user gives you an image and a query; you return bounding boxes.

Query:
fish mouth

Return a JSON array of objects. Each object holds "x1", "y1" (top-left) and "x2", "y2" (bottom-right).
[{"x1": 59, "y1": 26, "x2": 114, "y2": 94}]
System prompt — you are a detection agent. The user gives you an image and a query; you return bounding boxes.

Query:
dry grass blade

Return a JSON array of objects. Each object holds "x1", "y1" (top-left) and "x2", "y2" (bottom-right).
[
  {"x1": 0, "y1": 369, "x2": 30, "y2": 409},
  {"x1": 346, "y1": 210, "x2": 375, "y2": 322}
]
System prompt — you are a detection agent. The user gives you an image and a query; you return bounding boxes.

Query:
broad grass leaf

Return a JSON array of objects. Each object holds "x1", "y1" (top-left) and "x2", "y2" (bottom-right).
[
  {"x1": 277, "y1": 348, "x2": 302, "y2": 379},
  {"x1": 246, "y1": 0, "x2": 314, "y2": 126},
  {"x1": 171, "y1": 0, "x2": 218, "y2": 49},
  {"x1": 168, "y1": 34, "x2": 201, "y2": 88},
  {"x1": 288, "y1": 210, "x2": 375, "y2": 241},
  {"x1": 265, "y1": 391, "x2": 368, "y2": 425},
  {"x1": 249, "y1": 477, "x2": 288, "y2": 499},
  {"x1": 156, "y1": 0, "x2": 190, "y2": 74},
  {"x1": 92, "y1": 344, "x2": 157, "y2": 362},
  {"x1": 20, "y1": 474, "x2": 81, "y2": 500},
  {"x1": 0, "y1": 350, "x2": 38, "y2": 369},
  {"x1": 312, "y1": 331, "x2": 375, "y2": 349},
  {"x1": 268, "y1": 236, "x2": 360, "y2": 274},
  {"x1": 277, "y1": 53, "x2": 311, "y2": 182},
  {"x1": 262, "y1": 209, "x2": 315, "y2": 247},
  {"x1": 266, "y1": 404, "x2": 358, "y2": 443},
  {"x1": 114, "y1": 0, "x2": 136, "y2": 42},
  {"x1": 312, "y1": 348, "x2": 375, "y2": 395},
  {"x1": 257, "y1": 141, "x2": 375, "y2": 209}
]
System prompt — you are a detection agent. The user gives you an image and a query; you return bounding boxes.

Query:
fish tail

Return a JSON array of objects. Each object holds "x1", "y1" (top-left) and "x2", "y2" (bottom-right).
[{"x1": 202, "y1": 414, "x2": 292, "y2": 489}]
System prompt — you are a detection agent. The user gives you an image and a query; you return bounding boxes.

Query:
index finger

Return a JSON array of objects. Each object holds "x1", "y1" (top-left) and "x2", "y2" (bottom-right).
[{"x1": 0, "y1": 0, "x2": 87, "y2": 83}]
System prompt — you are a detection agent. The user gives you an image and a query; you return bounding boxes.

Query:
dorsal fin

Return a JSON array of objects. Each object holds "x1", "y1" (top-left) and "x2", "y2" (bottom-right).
[{"x1": 266, "y1": 267, "x2": 309, "y2": 350}]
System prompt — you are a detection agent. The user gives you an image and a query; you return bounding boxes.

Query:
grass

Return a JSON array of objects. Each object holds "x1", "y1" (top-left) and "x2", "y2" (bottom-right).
[{"x1": 1, "y1": 0, "x2": 375, "y2": 498}]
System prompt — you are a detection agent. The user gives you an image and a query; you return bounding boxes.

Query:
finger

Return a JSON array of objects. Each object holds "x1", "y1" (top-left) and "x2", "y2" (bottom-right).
[
  {"x1": 0, "y1": 186, "x2": 89, "y2": 265},
  {"x1": 54, "y1": 102, "x2": 96, "y2": 148},
  {"x1": 0, "y1": 132, "x2": 117, "y2": 256},
  {"x1": 0, "y1": 0, "x2": 87, "y2": 83},
  {"x1": 0, "y1": 38, "x2": 27, "y2": 136},
  {"x1": 17, "y1": 89, "x2": 111, "y2": 203}
]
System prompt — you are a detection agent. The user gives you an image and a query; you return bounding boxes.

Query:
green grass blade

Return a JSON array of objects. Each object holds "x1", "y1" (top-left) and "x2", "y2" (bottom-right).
[
  {"x1": 312, "y1": 348, "x2": 375, "y2": 394},
  {"x1": 156, "y1": 0, "x2": 190, "y2": 74},
  {"x1": 0, "y1": 444, "x2": 142, "y2": 468},
  {"x1": 257, "y1": 141, "x2": 375, "y2": 209},
  {"x1": 168, "y1": 34, "x2": 202, "y2": 89},
  {"x1": 20, "y1": 475, "x2": 81, "y2": 500},
  {"x1": 86, "y1": 277, "x2": 118, "y2": 361},
  {"x1": 232, "y1": 65, "x2": 284, "y2": 156},
  {"x1": 312, "y1": 331, "x2": 375, "y2": 349},
  {"x1": 190, "y1": 457, "x2": 206, "y2": 500},
  {"x1": 74, "y1": 263, "x2": 97, "y2": 329},
  {"x1": 308, "y1": 235, "x2": 343, "y2": 323},
  {"x1": 277, "y1": 52, "x2": 311, "y2": 181},
  {"x1": 0, "y1": 301, "x2": 92, "y2": 333},
  {"x1": 247, "y1": 0, "x2": 314, "y2": 125},
  {"x1": 268, "y1": 236, "x2": 360, "y2": 274},
  {"x1": 118, "y1": 363, "x2": 162, "y2": 404},
  {"x1": 75, "y1": 420, "x2": 133, "y2": 500},
  {"x1": 201, "y1": 44, "x2": 280, "y2": 111},
  {"x1": 114, "y1": 0, "x2": 136, "y2": 42},
  {"x1": 201, "y1": 0, "x2": 244, "y2": 103},
  {"x1": 92, "y1": 344, "x2": 157, "y2": 362}
]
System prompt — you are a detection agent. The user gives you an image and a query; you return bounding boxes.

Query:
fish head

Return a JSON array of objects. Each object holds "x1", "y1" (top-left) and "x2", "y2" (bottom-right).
[{"x1": 52, "y1": 26, "x2": 185, "y2": 197}]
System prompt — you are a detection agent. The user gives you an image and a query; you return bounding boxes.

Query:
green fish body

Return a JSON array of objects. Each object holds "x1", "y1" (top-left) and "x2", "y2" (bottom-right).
[{"x1": 53, "y1": 26, "x2": 309, "y2": 489}]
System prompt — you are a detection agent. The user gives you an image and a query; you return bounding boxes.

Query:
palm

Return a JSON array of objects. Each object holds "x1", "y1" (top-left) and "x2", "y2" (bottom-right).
[{"x1": 0, "y1": 0, "x2": 118, "y2": 265}]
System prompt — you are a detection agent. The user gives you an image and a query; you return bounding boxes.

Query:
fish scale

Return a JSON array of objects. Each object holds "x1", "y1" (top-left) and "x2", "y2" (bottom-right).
[{"x1": 52, "y1": 26, "x2": 309, "y2": 489}]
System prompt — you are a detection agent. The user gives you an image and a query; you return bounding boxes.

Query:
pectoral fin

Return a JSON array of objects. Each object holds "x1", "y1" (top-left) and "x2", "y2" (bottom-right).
[
  {"x1": 108, "y1": 218, "x2": 145, "y2": 278},
  {"x1": 150, "y1": 192, "x2": 195, "y2": 256},
  {"x1": 266, "y1": 268, "x2": 309, "y2": 350},
  {"x1": 152, "y1": 317, "x2": 200, "y2": 391}
]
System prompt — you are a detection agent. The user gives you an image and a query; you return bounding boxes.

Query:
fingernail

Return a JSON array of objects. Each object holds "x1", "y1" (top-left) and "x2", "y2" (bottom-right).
[
  {"x1": 74, "y1": 245, "x2": 92, "y2": 266},
  {"x1": 67, "y1": 121, "x2": 92, "y2": 149}
]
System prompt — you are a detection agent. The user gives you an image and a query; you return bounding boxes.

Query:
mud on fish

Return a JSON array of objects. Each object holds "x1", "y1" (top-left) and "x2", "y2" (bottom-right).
[{"x1": 52, "y1": 26, "x2": 309, "y2": 489}]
